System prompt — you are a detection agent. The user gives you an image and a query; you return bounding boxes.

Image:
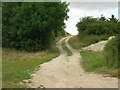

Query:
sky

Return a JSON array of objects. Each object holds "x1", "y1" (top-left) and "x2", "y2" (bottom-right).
[{"x1": 63, "y1": 2, "x2": 118, "y2": 35}]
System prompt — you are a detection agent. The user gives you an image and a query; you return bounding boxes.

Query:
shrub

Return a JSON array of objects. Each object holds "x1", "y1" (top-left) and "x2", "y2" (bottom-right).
[{"x1": 104, "y1": 35, "x2": 119, "y2": 69}]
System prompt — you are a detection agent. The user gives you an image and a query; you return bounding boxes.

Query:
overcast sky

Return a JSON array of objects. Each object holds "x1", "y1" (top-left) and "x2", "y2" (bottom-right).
[{"x1": 63, "y1": 2, "x2": 118, "y2": 35}]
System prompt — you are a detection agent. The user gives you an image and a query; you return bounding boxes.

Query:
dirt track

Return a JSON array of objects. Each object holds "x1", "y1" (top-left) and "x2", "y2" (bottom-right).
[{"x1": 26, "y1": 36, "x2": 118, "y2": 88}]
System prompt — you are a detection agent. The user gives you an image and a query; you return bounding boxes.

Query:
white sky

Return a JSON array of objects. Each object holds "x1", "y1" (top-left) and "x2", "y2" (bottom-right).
[{"x1": 63, "y1": 2, "x2": 118, "y2": 35}]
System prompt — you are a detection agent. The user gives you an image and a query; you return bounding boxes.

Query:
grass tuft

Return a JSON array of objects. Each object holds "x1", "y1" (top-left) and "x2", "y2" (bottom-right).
[{"x1": 62, "y1": 39, "x2": 72, "y2": 56}]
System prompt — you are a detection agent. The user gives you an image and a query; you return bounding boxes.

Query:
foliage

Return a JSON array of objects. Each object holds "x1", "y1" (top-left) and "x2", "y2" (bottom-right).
[
  {"x1": 2, "y1": 2, "x2": 69, "y2": 51},
  {"x1": 76, "y1": 15, "x2": 119, "y2": 36},
  {"x1": 104, "y1": 35, "x2": 119, "y2": 69},
  {"x1": 76, "y1": 15, "x2": 119, "y2": 70}
]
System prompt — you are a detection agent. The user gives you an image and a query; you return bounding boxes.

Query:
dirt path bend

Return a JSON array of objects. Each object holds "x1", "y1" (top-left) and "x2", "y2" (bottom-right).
[{"x1": 27, "y1": 36, "x2": 118, "y2": 88}]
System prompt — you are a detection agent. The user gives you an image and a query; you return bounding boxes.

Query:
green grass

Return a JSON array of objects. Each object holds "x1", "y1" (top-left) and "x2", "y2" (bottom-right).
[
  {"x1": 69, "y1": 34, "x2": 118, "y2": 77},
  {"x1": 2, "y1": 42, "x2": 60, "y2": 88},
  {"x1": 80, "y1": 51, "x2": 118, "y2": 77},
  {"x1": 69, "y1": 34, "x2": 110, "y2": 50},
  {"x1": 62, "y1": 39, "x2": 72, "y2": 56}
]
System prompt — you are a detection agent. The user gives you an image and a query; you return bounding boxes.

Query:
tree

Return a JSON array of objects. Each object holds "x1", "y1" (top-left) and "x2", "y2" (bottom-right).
[
  {"x1": 2, "y1": 2, "x2": 69, "y2": 51},
  {"x1": 99, "y1": 14, "x2": 106, "y2": 21},
  {"x1": 109, "y1": 14, "x2": 118, "y2": 23},
  {"x1": 76, "y1": 15, "x2": 119, "y2": 37}
]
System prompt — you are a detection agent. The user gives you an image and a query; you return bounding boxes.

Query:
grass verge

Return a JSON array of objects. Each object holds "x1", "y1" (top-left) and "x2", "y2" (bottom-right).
[
  {"x1": 80, "y1": 50, "x2": 118, "y2": 77},
  {"x1": 2, "y1": 41, "x2": 60, "y2": 88},
  {"x1": 62, "y1": 39, "x2": 72, "y2": 56}
]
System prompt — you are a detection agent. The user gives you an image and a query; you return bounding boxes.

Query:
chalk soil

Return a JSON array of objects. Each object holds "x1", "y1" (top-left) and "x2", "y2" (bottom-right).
[{"x1": 26, "y1": 36, "x2": 118, "y2": 88}]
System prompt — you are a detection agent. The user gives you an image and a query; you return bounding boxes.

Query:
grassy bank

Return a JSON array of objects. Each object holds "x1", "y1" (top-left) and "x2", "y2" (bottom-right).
[
  {"x1": 69, "y1": 35, "x2": 110, "y2": 50},
  {"x1": 80, "y1": 51, "x2": 118, "y2": 77},
  {"x1": 69, "y1": 34, "x2": 118, "y2": 77},
  {"x1": 2, "y1": 42, "x2": 60, "y2": 88},
  {"x1": 62, "y1": 39, "x2": 72, "y2": 56}
]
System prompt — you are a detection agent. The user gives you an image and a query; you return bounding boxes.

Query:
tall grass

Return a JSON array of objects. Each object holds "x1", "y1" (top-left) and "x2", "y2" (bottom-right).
[
  {"x1": 80, "y1": 51, "x2": 118, "y2": 77},
  {"x1": 2, "y1": 42, "x2": 59, "y2": 88}
]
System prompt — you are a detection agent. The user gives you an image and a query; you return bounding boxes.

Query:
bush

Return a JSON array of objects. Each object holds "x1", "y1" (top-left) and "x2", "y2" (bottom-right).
[
  {"x1": 104, "y1": 35, "x2": 119, "y2": 69},
  {"x1": 2, "y1": 2, "x2": 69, "y2": 52},
  {"x1": 77, "y1": 15, "x2": 119, "y2": 37}
]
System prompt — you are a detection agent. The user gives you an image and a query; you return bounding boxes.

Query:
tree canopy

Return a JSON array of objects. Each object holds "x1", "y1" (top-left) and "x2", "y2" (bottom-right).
[
  {"x1": 2, "y1": 2, "x2": 69, "y2": 52},
  {"x1": 76, "y1": 15, "x2": 119, "y2": 36}
]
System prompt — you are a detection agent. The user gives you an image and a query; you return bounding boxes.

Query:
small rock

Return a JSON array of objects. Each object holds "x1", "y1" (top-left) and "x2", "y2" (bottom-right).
[
  {"x1": 102, "y1": 75, "x2": 111, "y2": 77},
  {"x1": 22, "y1": 80, "x2": 30, "y2": 83},
  {"x1": 108, "y1": 36, "x2": 115, "y2": 41},
  {"x1": 39, "y1": 85, "x2": 45, "y2": 88}
]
